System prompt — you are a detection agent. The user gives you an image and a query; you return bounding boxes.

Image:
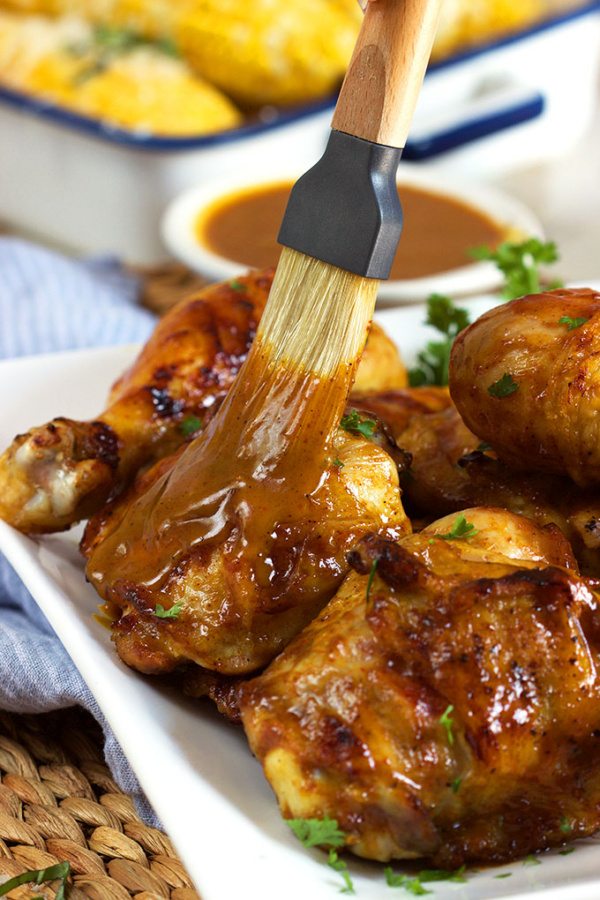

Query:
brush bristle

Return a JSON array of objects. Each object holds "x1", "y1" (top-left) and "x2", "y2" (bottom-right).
[{"x1": 257, "y1": 247, "x2": 379, "y2": 377}]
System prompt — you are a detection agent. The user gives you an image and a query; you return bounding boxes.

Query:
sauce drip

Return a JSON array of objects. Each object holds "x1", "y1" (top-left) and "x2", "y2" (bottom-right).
[
  {"x1": 198, "y1": 181, "x2": 506, "y2": 280},
  {"x1": 87, "y1": 337, "x2": 348, "y2": 600}
]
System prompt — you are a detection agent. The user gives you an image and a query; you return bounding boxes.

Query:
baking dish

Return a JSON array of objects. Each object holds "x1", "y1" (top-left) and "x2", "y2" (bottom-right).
[{"x1": 0, "y1": 1, "x2": 597, "y2": 263}]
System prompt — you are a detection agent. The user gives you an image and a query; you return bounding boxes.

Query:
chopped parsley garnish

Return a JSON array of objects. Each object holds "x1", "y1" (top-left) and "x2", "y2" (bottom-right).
[
  {"x1": 435, "y1": 514, "x2": 478, "y2": 542},
  {"x1": 0, "y1": 861, "x2": 70, "y2": 899},
  {"x1": 180, "y1": 415, "x2": 202, "y2": 437},
  {"x1": 365, "y1": 558, "x2": 379, "y2": 602},
  {"x1": 559, "y1": 847, "x2": 575, "y2": 856},
  {"x1": 408, "y1": 294, "x2": 470, "y2": 387},
  {"x1": 488, "y1": 373, "x2": 519, "y2": 398},
  {"x1": 451, "y1": 777, "x2": 462, "y2": 793},
  {"x1": 559, "y1": 315, "x2": 588, "y2": 331},
  {"x1": 287, "y1": 819, "x2": 352, "y2": 894},
  {"x1": 328, "y1": 849, "x2": 355, "y2": 894},
  {"x1": 559, "y1": 816, "x2": 573, "y2": 834},
  {"x1": 287, "y1": 817, "x2": 346, "y2": 849},
  {"x1": 154, "y1": 602, "x2": 183, "y2": 619},
  {"x1": 471, "y1": 238, "x2": 561, "y2": 299},
  {"x1": 495, "y1": 872, "x2": 512, "y2": 879},
  {"x1": 439, "y1": 705, "x2": 455, "y2": 746},
  {"x1": 384, "y1": 865, "x2": 466, "y2": 893},
  {"x1": 332, "y1": 457, "x2": 345, "y2": 469},
  {"x1": 523, "y1": 854, "x2": 541, "y2": 866},
  {"x1": 229, "y1": 279, "x2": 245, "y2": 292},
  {"x1": 340, "y1": 410, "x2": 377, "y2": 440}
]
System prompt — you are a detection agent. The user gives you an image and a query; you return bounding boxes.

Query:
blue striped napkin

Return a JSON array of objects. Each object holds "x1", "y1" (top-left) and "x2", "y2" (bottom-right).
[{"x1": 0, "y1": 236, "x2": 160, "y2": 824}]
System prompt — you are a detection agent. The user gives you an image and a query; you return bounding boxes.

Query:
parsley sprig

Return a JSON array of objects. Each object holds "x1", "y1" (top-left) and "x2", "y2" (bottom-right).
[
  {"x1": 472, "y1": 238, "x2": 562, "y2": 299},
  {"x1": 559, "y1": 315, "x2": 588, "y2": 331},
  {"x1": 0, "y1": 861, "x2": 70, "y2": 899},
  {"x1": 439, "y1": 705, "x2": 455, "y2": 746},
  {"x1": 488, "y1": 373, "x2": 519, "y2": 399},
  {"x1": 155, "y1": 602, "x2": 183, "y2": 619},
  {"x1": 340, "y1": 410, "x2": 377, "y2": 440},
  {"x1": 408, "y1": 294, "x2": 470, "y2": 387},
  {"x1": 433, "y1": 514, "x2": 478, "y2": 542},
  {"x1": 180, "y1": 415, "x2": 202, "y2": 437},
  {"x1": 385, "y1": 864, "x2": 466, "y2": 894},
  {"x1": 288, "y1": 818, "x2": 353, "y2": 894}
]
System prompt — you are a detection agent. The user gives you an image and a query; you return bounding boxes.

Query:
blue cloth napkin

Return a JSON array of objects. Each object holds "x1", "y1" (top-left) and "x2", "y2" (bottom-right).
[{"x1": 0, "y1": 236, "x2": 160, "y2": 824}]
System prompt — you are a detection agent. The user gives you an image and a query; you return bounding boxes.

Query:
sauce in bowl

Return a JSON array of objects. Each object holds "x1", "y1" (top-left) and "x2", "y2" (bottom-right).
[{"x1": 196, "y1": 180, "x2": 507, "y2": 280}]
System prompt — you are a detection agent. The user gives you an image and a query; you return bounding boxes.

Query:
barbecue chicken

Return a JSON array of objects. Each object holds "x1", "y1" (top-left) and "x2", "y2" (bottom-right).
[
  {"x1": 450, "y1": 287, "x2": 600, "y2": 487},
  {"x1": 0, "y1": 270, "x2": 405, "y2": 534},
  {"x1": 241, "y1": 507, "x2": 600, "y2": 867}
]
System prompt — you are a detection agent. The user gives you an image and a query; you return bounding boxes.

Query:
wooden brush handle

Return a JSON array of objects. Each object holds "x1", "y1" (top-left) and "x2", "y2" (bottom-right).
[{"x1": 332, "y1": 0, "x2": 443, "y2": 148}]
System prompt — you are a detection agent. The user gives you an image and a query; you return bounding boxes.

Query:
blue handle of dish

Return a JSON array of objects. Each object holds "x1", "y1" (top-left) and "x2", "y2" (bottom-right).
[{"x1": 404, "y1": 86, "x2": 545, "y2": 160}]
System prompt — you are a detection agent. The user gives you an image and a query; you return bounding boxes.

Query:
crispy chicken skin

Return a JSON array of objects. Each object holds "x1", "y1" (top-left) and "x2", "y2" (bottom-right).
[
  {"x1": 394, "y1": 403, "x2": 600, "y2": 575},
  {"x1": 0, "y1": 270, "x2": 405, "y2": 535},
  {"x1": 450, "y1": 287, "x2": 600, "y2": 487},
  {"x1": 83, "y1": 416, "x2": 410, "y2": 676},
  {"x1": 240, "y1": 508, "x2": 600, "y2": 868}
]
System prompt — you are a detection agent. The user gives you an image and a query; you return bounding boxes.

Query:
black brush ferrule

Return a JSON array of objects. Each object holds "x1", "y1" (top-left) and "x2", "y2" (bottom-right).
[{"x1": 277, "y1": 129, "x2": 403, "y2": 280}]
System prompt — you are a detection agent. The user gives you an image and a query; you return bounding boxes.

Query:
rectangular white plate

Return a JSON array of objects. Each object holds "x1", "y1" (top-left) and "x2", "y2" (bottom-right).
[{"x1": 1, "y1": 298, "x2": 600, "y2": 900}]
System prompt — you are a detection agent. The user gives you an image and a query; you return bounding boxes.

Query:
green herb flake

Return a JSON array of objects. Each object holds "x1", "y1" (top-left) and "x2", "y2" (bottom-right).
[
  {"x1": 408, "y1": 294, "x2": 470, "y2": 387},
  {"x1": 488, "y1": 373, "x2": 519, "y2": 399},
  {"x1": 559, "y1": 315, "x2": 588, "y2": 331},
  {"x1": 435, "y1": 514, "x2": 478, "y2": 542},
  {"x1": 384, "y1": 865, "x2": 466, "y2": 893},
  {"x1": 180, "y1": 415, "x2": 202, "y2": 437},
  {"x1": 559, "y1": 816, "x2": 573, "y2": 834},
  {"x1": 365, "y1": 558, "x2": 379, "y2": 602},
  {"x1": 384, "y1": 868, "x2": 431, "y2": 894},
  {"x1": 340, "y1": 410, "x2": 377, "y2": 440},
  {"x1": 451, "y1": 776, "x2": 462, "y2": 793},
  {"x1": 332, "y1": 457, "x2": 345, "y2": 469},
  {"x1": 418, "y1": 866, "x2": 467, "y2": 884},
  {"x1": 471, "y1": 238, "x2": 561, "y2": 299},
  {"x1": 523, "y1": 854, "x2": 541, "y2": 866},
  {"x1": 287, "y1": 817, "x2": 346, "y2": 849},
  {"x1": 154, "y1": 602, "x2": 183, "y2": 620},
  {"x1": 0, "y1": 861, "x2": 71, "y2": 899},
  {"x1": 477, "y1": 441, "x2": 492, "y2": 452},
  {"x1": 439, "y1": 704, "x2": 455, "y2": 746},
  {"x1": 229, "y1": 279, "x2": 245, "y2": 292},
  {"x1": 328, "y1": 849, "x2": 355, "y2": 894},
  {"x1": 559, "y1": 847, "x2": 575, "y2": 856},
  {"x1": 495, "y1": 872, "x2": 512, "y2": 879}
]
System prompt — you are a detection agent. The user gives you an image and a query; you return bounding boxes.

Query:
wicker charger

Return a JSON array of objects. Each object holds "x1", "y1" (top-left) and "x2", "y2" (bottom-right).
[{"x1": 0, "y1": 707, "x2": 201, "y2": 899}]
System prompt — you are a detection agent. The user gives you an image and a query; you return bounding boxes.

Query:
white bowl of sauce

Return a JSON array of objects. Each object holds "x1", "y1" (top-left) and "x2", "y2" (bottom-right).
[{"x1": 161, "y1": 164, "x2": 544, "y2": 304}]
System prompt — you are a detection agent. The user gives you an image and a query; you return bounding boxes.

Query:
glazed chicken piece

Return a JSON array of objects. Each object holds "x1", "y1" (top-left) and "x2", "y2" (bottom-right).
[
  {"x1": 393, "y1": 401, "x2": 600, "y2": 575},
  {"x1": 241, "y1": 507, "x2": 600, "y2": 868},
  {"x1": 0, "y1": 270, "x2": 405, "y2": 534},
  {"x1": 450, "y1": 287, "x2": 600, "y2": 487},
  {"x1": 83, "y1": 401, "x2": 410, "y2": 676}
]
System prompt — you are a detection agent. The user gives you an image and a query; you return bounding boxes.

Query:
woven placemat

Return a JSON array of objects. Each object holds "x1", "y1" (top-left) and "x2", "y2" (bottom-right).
[{"x1": 0, "y1": 707, "x2": 201, "y2": 899}]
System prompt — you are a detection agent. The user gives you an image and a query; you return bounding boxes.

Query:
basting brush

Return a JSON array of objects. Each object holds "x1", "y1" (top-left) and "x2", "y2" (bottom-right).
[{"x1": 261, "y1": 0, "x2": 443, "y2": 399}]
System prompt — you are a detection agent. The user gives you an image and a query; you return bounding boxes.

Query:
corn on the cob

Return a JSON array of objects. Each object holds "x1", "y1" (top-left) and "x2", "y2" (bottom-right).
[
  {"x1": 0, "y1": 0, "x2": 360, "y2": 107},
  {"x1": 432, "y1": 0, "x2": 546, "y2": 60},
  {"x1": 0, "y1": 11, "x2": 241, "y2": 136}
]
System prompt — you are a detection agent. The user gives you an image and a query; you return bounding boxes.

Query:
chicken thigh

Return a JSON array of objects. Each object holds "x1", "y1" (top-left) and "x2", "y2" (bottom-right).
[
  {"x1": 240, "y1": 508, "x2": 600, "y2": 867},
  {"x1": 450, "y1": 287, "x2": 600, "y2": 487}
]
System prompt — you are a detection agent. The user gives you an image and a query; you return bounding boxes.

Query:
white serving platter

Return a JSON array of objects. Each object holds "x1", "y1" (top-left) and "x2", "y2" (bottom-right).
[{"x1": 2, "y1": 296, "x2": 600, "y2": 900}]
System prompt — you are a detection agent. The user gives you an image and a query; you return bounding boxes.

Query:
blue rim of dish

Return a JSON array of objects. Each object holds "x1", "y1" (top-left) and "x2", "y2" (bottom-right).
[{"x1": 1, "y1": 0, "x2": 598, "y2": 153}]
